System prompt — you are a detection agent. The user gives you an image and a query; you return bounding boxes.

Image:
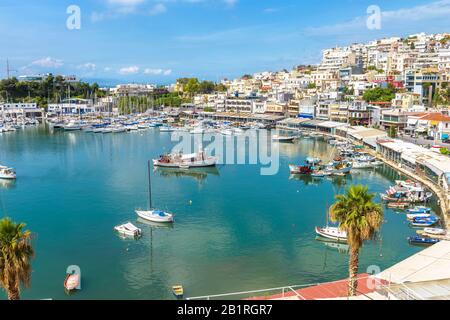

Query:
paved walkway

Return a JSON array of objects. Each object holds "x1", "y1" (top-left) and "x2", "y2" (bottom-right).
[{"x1": 366, "y1": 149, "x2": 450, "y2": 229}]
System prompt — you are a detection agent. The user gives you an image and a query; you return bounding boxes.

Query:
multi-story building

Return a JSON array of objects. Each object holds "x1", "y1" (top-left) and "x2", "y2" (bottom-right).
[
  {"x1": 348, "y1": 100, "x2": 370, "y2": 125},
  {"x1": 318, "y1": 47, "x2": 357, "y2": 72},
  {"x1": 438, "y1": 48, "x2": 450, "y2": 72},
  {"x1": 0, "y1": 102, "x2": 43, "y2": 119}
]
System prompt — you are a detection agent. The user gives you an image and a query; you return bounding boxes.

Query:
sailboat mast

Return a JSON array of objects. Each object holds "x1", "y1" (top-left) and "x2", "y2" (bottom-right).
[{"x1": 147, "y1": 160, "x2": 152, "y2": 209}]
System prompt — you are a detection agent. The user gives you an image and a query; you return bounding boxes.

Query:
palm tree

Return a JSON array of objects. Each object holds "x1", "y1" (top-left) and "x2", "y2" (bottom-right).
[
  {"x1": 330, "y1": 185, "x2": 384, "y2": 297},
  {"x1": 0, "y1": 217, "x2": 34, "y2": 300}
]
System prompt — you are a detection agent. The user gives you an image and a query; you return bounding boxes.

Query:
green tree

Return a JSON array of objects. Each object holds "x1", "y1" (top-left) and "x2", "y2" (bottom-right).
[
  {"x1": 388, "y1": 126, "x2": 397, "y2": 138},
  {"x1": 0, "y1": 218, "x2": 34, "y2": 300},
  {"x1": 363, "y1": 85, "x2": 396, "y2": 103},
  {"x1": 330, "y1": 186, "x2": 384, "y2": 296}
]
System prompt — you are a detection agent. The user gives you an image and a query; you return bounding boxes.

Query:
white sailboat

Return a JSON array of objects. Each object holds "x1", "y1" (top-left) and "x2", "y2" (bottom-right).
[
  {"x1": 135, "y1": 161, "x2": 174, "y2": 223},
  {"x1": 315, "y1": 207, "x2": 348, "y2": 242}
]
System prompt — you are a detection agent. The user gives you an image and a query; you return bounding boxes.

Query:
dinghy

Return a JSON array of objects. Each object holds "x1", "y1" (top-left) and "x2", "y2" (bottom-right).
[
  {"x1": 423, "y1": 228, "x2": 446, "y2": 236},
  {"x1": 64, "y1": 273, "x2": 80, "y2": 292},
  {"x1": 172, "y1": 285, "x2": 184, "y2": 299},
  {"x1": 114, "y1": 222, "x2": 142, "y2": 238}
]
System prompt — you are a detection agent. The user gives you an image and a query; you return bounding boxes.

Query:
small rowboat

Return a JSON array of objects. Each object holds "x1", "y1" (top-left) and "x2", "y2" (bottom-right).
[
  {"x1": 410, "y1": 216, "x2": 439, "y2": 227},
  {"x1": 172, "y1": 285, "x2": 184, "y2": 299},
  {"x1": 423, "y1": 228, "x2": 447, "y2": 236},
  {"x1": 407, "y1": 206, "x2": 431, "y2": 214},
  {"x1": 272, "y1": 135, "x2": 295, "y2": 143},
  {"x1": 64, "y1": 273, "x2": 80, "y2": 292},
  {"x1": 408, "y1": 236, "x2": 440, "y2": 245},
  {"x1": 387, "y1": 202, "x2": 409, "y2": 209},
  {"x1": 407, "y1": 213, "x2": 431, "y2": 220}
]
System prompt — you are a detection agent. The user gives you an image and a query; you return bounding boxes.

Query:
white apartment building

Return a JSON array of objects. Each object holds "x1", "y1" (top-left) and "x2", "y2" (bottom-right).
[
  {"x1": 318, "y1": 47, "x2": 357, "y2": 72},
  {"x1": 439, "y1": 48, "x2": 450, "y2": 72}
]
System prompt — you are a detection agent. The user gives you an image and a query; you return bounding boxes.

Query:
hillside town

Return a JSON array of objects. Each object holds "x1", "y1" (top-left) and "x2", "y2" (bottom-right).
[{"x1": 2, "y1": 32, "x2": 450, "y2": 138}]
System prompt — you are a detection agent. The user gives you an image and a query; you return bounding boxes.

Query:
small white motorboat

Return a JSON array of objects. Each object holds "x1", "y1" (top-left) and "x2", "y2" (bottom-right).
[
  {"x1": 315, "y1": 226, "x2": 347, "y2": 242},
  {"x1": 114, "y1": 222, "x2": 142, "y2": 237},
  {"x1": 160, "y1": 126, "x2": 174, "y2": 132},
  {"x1": 423, "y1": 228, "x2": 446, "y2": 236},
  {"x1": 0, "y1": 165, "x2": 16, "y2": 179},
  {"x1": 272, "y1": 135, "x2": 295, "y2": 142},
  {"x1": 64, "y1": 273, "x2": 80, "y2": 292},
  {"x1": 136, "y1": 209, "x2": 174, "y2": 223}
]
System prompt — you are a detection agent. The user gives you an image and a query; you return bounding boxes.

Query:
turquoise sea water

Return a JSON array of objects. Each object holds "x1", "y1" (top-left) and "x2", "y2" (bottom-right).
[{"x1": 0, "y1": 125, "x2": 436, "y2": 300}]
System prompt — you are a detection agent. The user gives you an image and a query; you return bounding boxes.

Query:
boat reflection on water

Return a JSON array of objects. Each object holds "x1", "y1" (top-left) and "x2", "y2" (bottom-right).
[
  {"x1": 154, "y1": 166, "x2": 220, "y2": 182},
  {"x1": 315, "y1": 237, "x2": 349, "y2": 254},
  {"x1": 0, "y1": 179, "x2": 16, "y2": 189},
  {"x1": 137, "y1": 217, "x2": 175, "y2": 230},
  {"x1": 289, "y1": 174, "x2": 324, "y2": 186}
]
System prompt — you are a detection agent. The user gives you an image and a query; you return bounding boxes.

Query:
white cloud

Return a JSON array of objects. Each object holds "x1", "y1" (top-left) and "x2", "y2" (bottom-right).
[
  {"x1": 149, "y1": 3, "x2": 167, "y2": 16},
  {"x1": 306, "y1": 0, "x2": 450, "y2": 37},
  {"x1": 143, "y1": 68, "x2": 172, "y2": 75},
  {"x1": 31, "y1": 57, "x2": 63, "y2": 68},
  {"x1": 223, "y1": 0, "x2": 237, "y2": 7},
  {"x1": 119, "y1": 66, "x2": 140, "y2": 74},
  {"x1": 77, "y1": 63, "x2": 97, "y2": 71},
  {"x1": 108, "y1": 0, "x2": 146, "y2": 6}
]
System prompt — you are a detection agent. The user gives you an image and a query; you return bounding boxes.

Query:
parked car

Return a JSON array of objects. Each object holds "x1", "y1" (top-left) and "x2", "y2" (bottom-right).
[
  {"x1": 425, "y1": 136, "x2": 434, "y2": 141},
  {"x1": 442, "y1": 139, "x2": 450, "y2": 144}
]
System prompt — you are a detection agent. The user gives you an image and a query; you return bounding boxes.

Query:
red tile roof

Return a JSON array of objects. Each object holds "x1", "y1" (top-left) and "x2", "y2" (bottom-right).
[{"x1": 418, "y1": 113, "x2": 450, "y2": 122}]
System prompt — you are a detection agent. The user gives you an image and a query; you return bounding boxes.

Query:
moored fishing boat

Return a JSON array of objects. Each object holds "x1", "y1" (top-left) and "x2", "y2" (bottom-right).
[
  {"x1": 410, "y1": 216, "x2": 439, "y2": 227},
  {"x1": 159, "y1": 125, "x2": 174, "y2": 132},
  {"x1": 387, "y1": 202, "x2": 409, "y2": 209},
  {"x1": 407, "y1": 206, "x2": 431, "y2": 214},
  {"x1": 423, "y1": 228, "x2": 446, "y2": 236},
  {"x1": 408, "y1": 236, "x2": 440, "y2": 246},
  {"x1": 406, "y1": 212, "x2": 431, "y2": 220},
  {"x1": 272, "y1": 135, "x2": 295, "y2": 143},
  {"x1": 63, "y1": 120, "x2": 82, "y2": 131},
  {"x1": 289, "y1": 164, "x2": 313, "y2": 175},
  {"x1": 172, "y1": 285, "x2": 184, "y2": 299},
  {"x1": 0, "y1": 165, "x2": 16, "y2": 179},
  {"x1": 153, "y1": 149, "x2": 217, "y2": 168}
]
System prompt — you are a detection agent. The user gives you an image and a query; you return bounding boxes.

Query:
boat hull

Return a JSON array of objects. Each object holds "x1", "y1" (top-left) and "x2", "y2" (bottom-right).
[
  {"x1": 315, "y1": 227, "x2": 347, "y2": 242},
  {"x1": 153, "y1": 159, "x2": 217, "y2": 168},
  {"x1": 135, "y1": 210, "x2": 174, "y2": 223}
]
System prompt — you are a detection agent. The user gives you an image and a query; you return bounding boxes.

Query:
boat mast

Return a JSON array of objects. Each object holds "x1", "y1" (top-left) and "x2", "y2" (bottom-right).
[{"x1": 147, "y1": 160, "x2": 152, "y2": 209}]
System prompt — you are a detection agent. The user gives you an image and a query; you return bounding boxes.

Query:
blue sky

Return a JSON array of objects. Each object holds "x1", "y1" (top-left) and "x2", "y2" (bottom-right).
[{"x1": 0, "y1": 0, "x2": 449, "y2": 84}]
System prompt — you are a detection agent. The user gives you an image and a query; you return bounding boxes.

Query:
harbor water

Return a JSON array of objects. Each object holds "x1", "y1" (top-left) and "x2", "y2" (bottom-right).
[{"x1": 0, "y1": 125, "x2": 437, "y2": 300}]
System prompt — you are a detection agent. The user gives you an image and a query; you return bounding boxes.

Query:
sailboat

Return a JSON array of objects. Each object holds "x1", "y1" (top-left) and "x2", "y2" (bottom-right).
[
  {"x1": 315, "y1": 207, "x2": 348, "y2": 242},
  {"x1": 135, "y1": 161, "x2": 174, "y2": 223}
]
